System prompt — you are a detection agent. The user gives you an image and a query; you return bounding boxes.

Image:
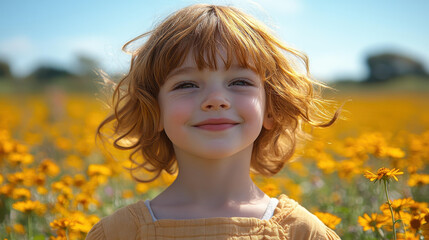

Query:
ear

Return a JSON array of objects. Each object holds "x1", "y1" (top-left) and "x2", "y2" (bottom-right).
[{"x1": 263, "y1": 112, "x2": 274, "y2": 130}]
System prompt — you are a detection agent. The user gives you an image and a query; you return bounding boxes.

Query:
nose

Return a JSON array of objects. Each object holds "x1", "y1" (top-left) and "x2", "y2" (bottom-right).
[{"x1": 201, "y1": 91, "x2": 231, "y2": 111}]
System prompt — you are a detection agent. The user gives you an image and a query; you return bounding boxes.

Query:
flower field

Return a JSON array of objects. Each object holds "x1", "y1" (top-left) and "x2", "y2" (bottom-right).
[{"x1": 0, "y1": 89, "x2": 428, "y2": 239}]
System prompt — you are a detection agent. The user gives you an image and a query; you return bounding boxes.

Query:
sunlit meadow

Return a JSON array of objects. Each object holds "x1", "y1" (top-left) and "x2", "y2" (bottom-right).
[{"x1": 0, "y1": 86, "x2": 428, "y2": 239}]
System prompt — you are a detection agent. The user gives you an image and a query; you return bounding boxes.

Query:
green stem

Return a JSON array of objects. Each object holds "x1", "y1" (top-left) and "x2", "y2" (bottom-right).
[
  {"x1": 383, "y1": 179, "x2": 396, "y2": 240},
  {"x1": 376, "y1": 227, "x2": 385, "y2": 239},
  {"x1": 66, "y1": 227, "x2": 70, "y2": 240},
  {"x1": 398, "y1": 211, "x2": 406, "y2": 238},
  {"x1": 27, "y1": 214, "x2": 33, "y2": 240}
]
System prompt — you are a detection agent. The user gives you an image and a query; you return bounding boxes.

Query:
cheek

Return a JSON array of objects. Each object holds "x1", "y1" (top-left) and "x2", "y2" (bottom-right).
[
  {"x1": 237, "y1": 92, "x2": 266, "y2": 125},
  {"x1": 161, "y1": 98, "x2": 195, "y2": 128}
]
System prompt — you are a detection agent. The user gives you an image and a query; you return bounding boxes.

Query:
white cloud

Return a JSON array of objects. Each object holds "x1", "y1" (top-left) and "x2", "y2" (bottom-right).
[{"x1": 0, "y1": 36, "x2": 35, "y2": 57}]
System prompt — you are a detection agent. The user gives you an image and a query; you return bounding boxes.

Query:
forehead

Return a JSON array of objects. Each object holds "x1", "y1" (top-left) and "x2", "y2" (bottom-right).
[
  {"x1": 176, "y1": 48, "x2": 256, "y2": 71},
  {"x1": 166, "y1": 50, "x2": 257, "y2": 80}
]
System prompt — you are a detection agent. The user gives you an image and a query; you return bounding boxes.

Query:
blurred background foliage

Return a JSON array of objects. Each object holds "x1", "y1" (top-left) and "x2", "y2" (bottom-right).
[{"x1": 0, "y1": 31, "x2": 429, "y2": 240}]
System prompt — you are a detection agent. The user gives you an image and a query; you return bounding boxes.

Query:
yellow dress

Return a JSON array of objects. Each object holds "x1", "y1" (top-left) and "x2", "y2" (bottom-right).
[{"x1": 86, "y1": 194, "x2": 341, "y2": 239}]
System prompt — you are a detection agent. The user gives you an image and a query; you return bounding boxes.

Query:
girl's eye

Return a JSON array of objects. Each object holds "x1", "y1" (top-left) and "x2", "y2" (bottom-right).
[
  {"x1": 173, "y1": 82, "x2": 198, "y2": 90},
  {"x1": 230, "y1": 79, "x2": 252, "y2": 86}
]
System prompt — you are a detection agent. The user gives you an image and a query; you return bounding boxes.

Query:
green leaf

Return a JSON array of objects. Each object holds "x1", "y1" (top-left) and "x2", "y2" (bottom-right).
[{"x1": 34, "y1": 235, "x2": 45, "y2": 240}]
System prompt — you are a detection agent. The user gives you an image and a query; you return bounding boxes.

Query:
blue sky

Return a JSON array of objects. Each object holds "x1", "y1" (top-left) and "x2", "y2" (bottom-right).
[{"x1": 1, "y1": 0, "x2": 428, "y2": 81}]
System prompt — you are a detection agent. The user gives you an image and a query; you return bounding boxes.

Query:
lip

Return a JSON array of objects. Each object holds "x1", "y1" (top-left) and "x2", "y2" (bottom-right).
[{"x1": 193, "y1": 118, "x2": 239, "y2": 131}]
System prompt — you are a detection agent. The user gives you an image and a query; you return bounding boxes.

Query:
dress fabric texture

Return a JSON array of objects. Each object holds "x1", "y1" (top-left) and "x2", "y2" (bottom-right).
[{"x1": 86, "y1": 194, "x2": 341, "y2": 240}]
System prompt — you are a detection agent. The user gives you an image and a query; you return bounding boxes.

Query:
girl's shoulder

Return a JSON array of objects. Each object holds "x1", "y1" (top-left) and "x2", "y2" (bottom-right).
[
  {"x1": 85, "y1": 195, "x2": 340, "y2": 240},
  {"x1": 86, "y1": 200, "x2": 148, "y2": 240},
  {"x1": 273, "y1": 194, "x2": 341, "y2": 239}
]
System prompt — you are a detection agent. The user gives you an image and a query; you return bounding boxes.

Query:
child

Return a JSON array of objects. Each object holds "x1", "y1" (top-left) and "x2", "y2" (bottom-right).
[{"x1": 87, "y1": 4, "x2": 342, "y2": 240}]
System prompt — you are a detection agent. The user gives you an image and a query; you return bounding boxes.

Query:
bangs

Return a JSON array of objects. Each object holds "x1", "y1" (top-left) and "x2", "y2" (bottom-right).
[{"x1": 130, "y1": 4, "x2": 279, "y2": 86}]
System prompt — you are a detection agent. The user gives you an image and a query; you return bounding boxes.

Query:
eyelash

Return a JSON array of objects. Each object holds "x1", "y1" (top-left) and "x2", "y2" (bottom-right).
[
  {"x1": 172, "y1": 79, "x2": 253, "y2": 90},
  {"x1": 172, "y1": 81, "x2": 197, "y2": 90},
  {"x1": 230, "y1": 79, "x2": 253, "y2": 86}
]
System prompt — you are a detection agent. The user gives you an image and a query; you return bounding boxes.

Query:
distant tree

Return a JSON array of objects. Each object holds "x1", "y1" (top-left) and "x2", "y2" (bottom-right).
[
  {"x1": 0, "y1": 60, "x2": 11, "y2": 78},
  {"x1": 365, "y1": 52, "x2": 427, "y2": 82},
  {"x1": 76, "y1": 54, "x2": 99, "y2": 77},
  {"x1": 30, "y1": 65, "x2": 75, "y2": 81}
]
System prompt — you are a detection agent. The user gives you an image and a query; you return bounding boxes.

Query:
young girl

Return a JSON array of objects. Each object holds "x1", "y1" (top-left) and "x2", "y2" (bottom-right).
[{"x1": 87, "y1": 4, "x2": 342, "y2": 240}]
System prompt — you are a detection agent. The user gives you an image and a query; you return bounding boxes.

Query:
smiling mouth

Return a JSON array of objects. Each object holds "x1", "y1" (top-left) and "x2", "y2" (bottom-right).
[{"x1": 193, "y1": 118, "x2": 239, "y2": 131}]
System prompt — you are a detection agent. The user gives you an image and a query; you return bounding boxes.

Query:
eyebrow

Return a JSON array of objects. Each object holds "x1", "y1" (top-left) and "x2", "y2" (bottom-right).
[
  {"x1": 167, "y1": 65, "x2": 253, "y2": 79},
  {"x1": 167, "y1": 66, "x2": 198, "y2": 79}
]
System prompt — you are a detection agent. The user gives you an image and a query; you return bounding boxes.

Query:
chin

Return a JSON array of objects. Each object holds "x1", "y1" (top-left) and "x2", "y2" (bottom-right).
[{"x1": 194, "y1": 145, "x2": 253, "y2": 160}]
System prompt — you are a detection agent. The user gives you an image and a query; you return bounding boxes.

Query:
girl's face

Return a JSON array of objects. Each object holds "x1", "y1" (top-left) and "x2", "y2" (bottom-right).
[{"x1": 158, "y1": 51, "x2": 272, "y2": 160}]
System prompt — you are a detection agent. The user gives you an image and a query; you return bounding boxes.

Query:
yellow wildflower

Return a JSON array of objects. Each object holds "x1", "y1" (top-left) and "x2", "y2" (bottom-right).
[
  {"x1": 50, "y1": 218, "x2": 76, "y2": 239},
  {"x1": 136, "y1": 183, "x2": 149, "y2": 194},
  {"x1": 358, "y1": 213, "x2": 389, "y2": 231},
  {"x1": 55, "y1": 137, "x2": 72, "y2": 151},
  {"x1": 282, "y1": 180, "x2": 302, "y2": 203},
  {"x1": 409, "y1": 201, "x2": 428, "y2": 216},
  {"x1": 11, "y1": 188, "x2": 31, "y2": 200},
  {"x1": 51, "y1": 181, "x2": 73, "y2": 197},
  {"x1": 386, "y1": 147, "x2": 405, "y2": 159},
  {"x1": 316, "y1": 156, "x2": 337, "y2": 175},
  {"x1": 5, "y1": 223, "x2": 25, "y2": 235},
  {"x1": 51, "y1": 212, "x2": 99, "y2": 235},
  {"x1": 80, "y1": 180, "x2": 98, "y2": 195},
  {"x1": 259, "y1": 180, "x2": 281, "y2": 198},
  {"x1": 14, "y1": 143, "x2": 28, "y2": 153},
  {"x1": 422, "y1": 222, "x2": 429, "y2": 239},
  {"x1": 337, "y1": 159, "x2": 362, "y2": 180},
  {"x1": 314, "y1": 212, "x2": 341, "y2": 230},
  {"x1": 87, "y1": 164, "x2": 112, "y2": 184},
  {"x1": 380, "y1": 198, "x2": 414, "y2": 219},
  {"x1": 425, "y1": 208, "x2": 429, "y2": 223},
  {"x1": 7, "y1": 172, "x2": 25, "y2": 185},
  {"x1": 404, "y1": 214, "x2": 425, "y2": 234},
  {"x1": 50, "y1": 235, "x2": 68, "y2": 240},
  {"x1": 38, "y1": 158, "x2": 60, "y2": 177},
  {"x1": 13, "y1": 223, "x2": 26, "y2": 234},
  {"x1": 73, "y1": 174, "x2": 87, "y2": 187},
  {"x1": 65, "y1": 155, "x2": 83, "y2": 169},
  {"x1": 74, "y1": 193, "x2": 98, "y2": 210},
  {"x1": 8, "y1": 169, "x2": 38, "y2": 187},
  {"x1": 88, "y1": 164, "x2": 112, "y2": 177},
  {"x1": 32, "y1": 174, "x2": 46, "y2": 193},
  {"x1": 68, "y1": 212, "x2": 94, "y2": 233},
  {"x1": 61, "y1": 175, "x2": 74, "y2": 186},
  {"x1": 7, "y1": 152, "x2": 34, "y2": 166},
  {"x1": 0, "y1": 184, "x2": 13, "y2": 197},
  {"x1": 50, "y1": 217, "x2": 76, "y2": 230},
  {"x1": 0, "y1": 139, "x2": 14, "y2": 154},
  {"x1": 288, "y1": 161, "x2": 309, "y2": 177},
  {"x1": 37, "y1": 186, "x2": 48, "y2": 195},
  {"x1": 395, "y1": 232, "x2": 419, "y2": 240},
  {"x1": 364, "y1": 167, "x2": 403, "y2": 182},
  {"x1": 408, "y1": 174, "x2": 429, "y2": 187},
  {"x1": 122, "y1": 190, "x2": 134, "y2": 199},
  {"x1": 12, "y1": 200, "x2": 46, "y2": 215}
]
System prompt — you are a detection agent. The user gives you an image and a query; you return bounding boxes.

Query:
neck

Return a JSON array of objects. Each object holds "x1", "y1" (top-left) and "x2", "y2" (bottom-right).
[{"x1": 159, "y1": 144, "x2": 266, "y2": 207}]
